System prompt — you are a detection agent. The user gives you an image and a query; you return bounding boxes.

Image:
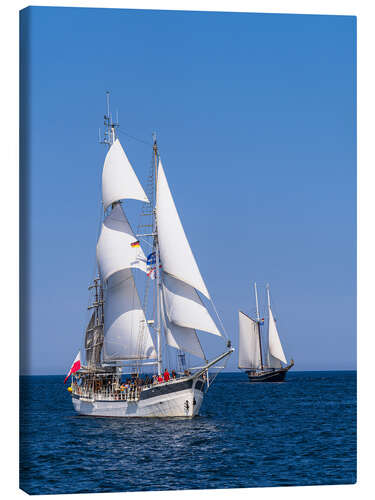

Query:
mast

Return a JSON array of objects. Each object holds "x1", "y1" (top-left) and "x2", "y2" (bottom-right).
[
  {"x1": 100, "y1": 91, "x2": 119, "y2": 149},
  {"x1": 97, "y1": 91, "x2": 119, "y2": 366},
  {"x1": 254, "y1": 282, "x2": 264, "y2": 370},
  {"x1": 153, "y1": 135, "x2": 162, "y2": 376},
  {"x1": 266, "y1": 283, "x2": 271, "y2": 368}
]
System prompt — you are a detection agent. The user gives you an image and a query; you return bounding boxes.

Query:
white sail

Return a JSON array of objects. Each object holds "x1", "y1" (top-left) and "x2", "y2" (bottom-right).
[
  {"x1": 162, "y1": 272, "x2": 221, "y2": 336},
  {"x1": 156, "y1": 160, "x2": 210, "y2": 298},
  {"x1": 238, "y1": 311, "x2": 262, "y2": 369},
  {"x1": 268, "y1": 306, "x2": 287, "y2": 365},
  {"x1": 102, "y1": 138, "x2": 149, "y2": 211},
  {"x1": 96, "y1": 203, "x2": 147, "y2": 282},
  {"x1": 103, "y1": 269, "x2": 156, "y2": 361},
  {"x1": 160, "y1": 289, "x2": 205, "y2": 359},
  {"x1": 268, "y1": 353, "x2": 282, "y2": 369}
]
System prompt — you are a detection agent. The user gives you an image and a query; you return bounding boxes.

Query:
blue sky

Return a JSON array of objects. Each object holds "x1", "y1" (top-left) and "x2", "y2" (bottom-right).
[{"x1": 20, "y1": 7, "x2": 356, "y2": 374}]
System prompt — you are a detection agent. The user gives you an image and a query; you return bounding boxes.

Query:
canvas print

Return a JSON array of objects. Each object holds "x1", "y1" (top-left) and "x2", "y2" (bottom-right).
[{"x1": 19, "y1": 6, "x2": 356, "y2": 495}]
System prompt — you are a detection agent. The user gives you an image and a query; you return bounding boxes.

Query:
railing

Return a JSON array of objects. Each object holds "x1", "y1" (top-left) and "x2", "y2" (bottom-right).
[
  {"x1": 71, "y1": 374, "x2": 203, "y2": 402},
  {"x1": 72, "y1": 385, "x2": 142, "y2": 401}
]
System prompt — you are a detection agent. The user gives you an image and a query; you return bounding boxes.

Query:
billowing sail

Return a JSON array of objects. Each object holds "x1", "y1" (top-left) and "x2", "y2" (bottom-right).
[
  {"x1": 96, "y1": 203, "x2": 147, "y2": 282},
  {"x1": 160, "y1": 289, "x2": 205, "y2": 360},
  {"x1": 102, "y1": 138, "x2": 149, "y2": 210},
  {"x1": 156, "y1": 160, "x2": 210, "y2": 298},
  {"x1": 268, "y1": 306, "x2": 287, "y2": 365},
  {"x1": 103, "y1": 269, "x2": 156, "y2": 361},
  {"x1": 162, "y1": 272, "x2": 221, "y2": 336},
  {"x1": 85, "y1": 312, "x2": 104, "y2": 366},
  {"x1": 238, "y1": 311, "x2": 262, "y2": 369}
]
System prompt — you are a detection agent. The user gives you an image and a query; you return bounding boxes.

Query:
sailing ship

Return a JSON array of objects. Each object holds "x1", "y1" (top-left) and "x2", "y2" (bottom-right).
[
  {"x1": 238, "y1": 283, "x2": 294, "y2": 382},
  {"x1": 65, "y1": 94, "x2": 233, "y2": 417}
]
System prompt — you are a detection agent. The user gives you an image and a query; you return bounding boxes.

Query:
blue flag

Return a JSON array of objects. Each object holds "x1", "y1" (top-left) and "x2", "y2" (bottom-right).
[{"x1": 147, "y1": 252, "x2": 156, "y2": 266}]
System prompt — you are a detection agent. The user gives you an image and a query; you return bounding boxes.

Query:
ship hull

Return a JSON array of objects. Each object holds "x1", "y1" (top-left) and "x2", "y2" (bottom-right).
[
  {"x1": 246, "y1": 362, "x2": 294, "y2": 382},
  {"x1": 72, "y1": 378, "x2": 205, "y2": 418}
]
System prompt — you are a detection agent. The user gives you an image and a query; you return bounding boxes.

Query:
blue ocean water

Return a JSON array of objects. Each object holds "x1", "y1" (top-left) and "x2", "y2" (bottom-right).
[{"x1": 20, "y1": 371, "x2": 356, "y2": 494}]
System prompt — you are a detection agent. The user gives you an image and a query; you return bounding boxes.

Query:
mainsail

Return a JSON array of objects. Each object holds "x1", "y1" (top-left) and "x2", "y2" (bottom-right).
[
  {"x1": 238, "y1": 311, "x2": 262, "y2": 369},
  {"x1": 267, "y1": 305, "x2": 287, "y2": 367}
]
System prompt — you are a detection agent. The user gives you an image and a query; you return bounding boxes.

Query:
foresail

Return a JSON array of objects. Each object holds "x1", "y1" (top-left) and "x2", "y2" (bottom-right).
[
  {"x1": 156, "y1": 160, "x2": 210, "y2": 298},
  {"x1": 238, "y1": 311, "x2": 262, "y2": 369},
  {"x1": 103, "y1": 269, "x2": 156, "y2": 361},
  {"x1": 162, "y1": 272, "x2": 221, "y2": 336},
  {"x1": 268, "y1": 353, "x2": 282, "y2": 369},
  {"x1": 96, "y1": 203, "x2": 147, "y2": 282},
  {"x1": 102, "y1": 138, "x2": 149, "y2": 210},
  {"x1": 160, "y1": 288, "x2": 205, "y2": 360},
  {"x1": 268, "y1": 306, "x2": 287, "y2": 365}
]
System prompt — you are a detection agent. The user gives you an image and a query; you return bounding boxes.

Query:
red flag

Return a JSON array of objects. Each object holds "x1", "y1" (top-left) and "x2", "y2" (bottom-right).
[{"x1": 64, "y1": 351, "x2": 81, "y2": 384}]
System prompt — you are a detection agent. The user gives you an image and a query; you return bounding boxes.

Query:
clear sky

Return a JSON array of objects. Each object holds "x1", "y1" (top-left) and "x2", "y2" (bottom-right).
[{"x1": 20, "y1": 6, "x2": 356, "y2": 374}]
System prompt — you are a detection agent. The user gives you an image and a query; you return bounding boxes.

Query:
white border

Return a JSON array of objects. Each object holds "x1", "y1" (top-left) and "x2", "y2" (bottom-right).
[{"x1": 2, "y1": 1, "x2": 371, "y2": 499}]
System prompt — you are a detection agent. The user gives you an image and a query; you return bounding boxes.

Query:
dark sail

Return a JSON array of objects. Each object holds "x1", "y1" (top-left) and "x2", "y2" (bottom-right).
[{"x1": 85, "y1": 312, "x2": 104, "y2": 366}]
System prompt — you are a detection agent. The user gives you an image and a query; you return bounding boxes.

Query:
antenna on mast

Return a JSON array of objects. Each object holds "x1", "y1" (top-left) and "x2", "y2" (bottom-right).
[{"x1": 99, "y1": 91, "x2": 119, "y2": 147}]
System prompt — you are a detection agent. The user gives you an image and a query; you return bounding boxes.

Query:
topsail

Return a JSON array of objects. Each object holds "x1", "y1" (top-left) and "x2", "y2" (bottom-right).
[
  {"x1": 96, "y1": 203, "x2": 147, "y2": 282},
  {"x1": 102, "y1": 138, "x2": 149, "y2": 210}
]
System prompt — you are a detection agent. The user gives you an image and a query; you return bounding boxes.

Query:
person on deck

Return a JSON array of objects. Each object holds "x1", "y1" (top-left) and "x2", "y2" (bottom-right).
[
  {"x1": 157, "y1": 374, "x2": 163, "y2": 383},
  {"x1": 171, "y1": 370, "x2": 176, "y2": 379},
  {"x1": 164, "y1": 369, "x2": 170, "y2": 382}
]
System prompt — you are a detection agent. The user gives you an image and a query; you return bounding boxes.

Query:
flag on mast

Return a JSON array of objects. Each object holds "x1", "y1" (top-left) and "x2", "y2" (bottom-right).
[{"x1": 64, "y1": 351, "x2": 81, "y2": 384}]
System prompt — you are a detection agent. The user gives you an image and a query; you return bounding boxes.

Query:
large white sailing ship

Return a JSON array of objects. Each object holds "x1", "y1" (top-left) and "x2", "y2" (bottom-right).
[{"x1": 66, "y1": 94, "x2": 233, "y2": 417}]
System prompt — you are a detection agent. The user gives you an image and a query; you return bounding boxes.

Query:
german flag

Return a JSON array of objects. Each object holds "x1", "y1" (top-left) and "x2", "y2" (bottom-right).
[{"x1": 130, "y1": 240, "x2": 140, "y2": 248}]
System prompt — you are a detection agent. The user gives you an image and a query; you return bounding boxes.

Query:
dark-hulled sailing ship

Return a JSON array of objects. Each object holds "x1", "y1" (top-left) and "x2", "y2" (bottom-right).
[{"x1": 238, "y1": 283, "x2": 294, "y2": 382}]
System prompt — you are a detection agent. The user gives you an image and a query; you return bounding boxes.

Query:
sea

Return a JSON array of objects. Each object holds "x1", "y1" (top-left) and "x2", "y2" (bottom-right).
[{"x1": 20, "y1": 371, "x2": 356, "y2": 495}]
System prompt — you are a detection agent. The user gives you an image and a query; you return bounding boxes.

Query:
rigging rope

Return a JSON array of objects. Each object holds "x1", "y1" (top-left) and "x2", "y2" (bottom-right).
[
  {"x1": 210, "y1": 295, "x2": 230, "y2": 342},
  {"x1": 117, "y1": 128, "x2": 153, "y2": 147}
]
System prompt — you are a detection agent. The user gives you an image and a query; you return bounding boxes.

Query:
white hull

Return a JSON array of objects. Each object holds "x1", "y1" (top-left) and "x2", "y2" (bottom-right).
[{"x1": 72, "y1": 378, "x2": 205, "y2": 418}]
